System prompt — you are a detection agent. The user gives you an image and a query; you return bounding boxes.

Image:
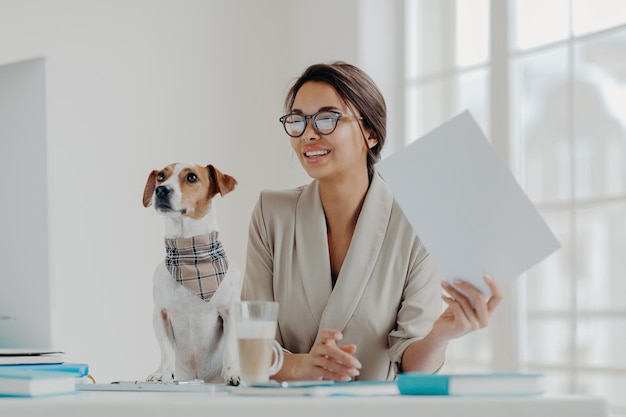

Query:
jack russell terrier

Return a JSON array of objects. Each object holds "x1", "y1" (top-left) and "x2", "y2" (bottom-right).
[{"x1": 142, "y1": 162, "x2": 241, "y2": 385}]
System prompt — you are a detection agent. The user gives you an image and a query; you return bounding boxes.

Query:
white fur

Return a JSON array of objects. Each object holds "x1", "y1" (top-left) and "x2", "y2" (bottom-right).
[{"x1": 145, "y1": 162, "x2": 241, "y2": 385}]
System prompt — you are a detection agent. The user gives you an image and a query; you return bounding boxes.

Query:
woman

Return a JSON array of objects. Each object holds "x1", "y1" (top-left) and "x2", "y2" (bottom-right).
[{"x1": 242, "y1": 61, "x2": 502, "y2": 381}]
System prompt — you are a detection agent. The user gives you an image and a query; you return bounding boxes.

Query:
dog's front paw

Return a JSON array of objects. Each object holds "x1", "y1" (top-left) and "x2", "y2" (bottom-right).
[
  {"x1": 146, "y1": 371, "x2": 175, "y2": 383},
  {"x1": 226, "y1": 374, "x2": 240, "y2": 386},
  {"x1": 222, "y1": 364, "x2": 240, "y2": 386}
]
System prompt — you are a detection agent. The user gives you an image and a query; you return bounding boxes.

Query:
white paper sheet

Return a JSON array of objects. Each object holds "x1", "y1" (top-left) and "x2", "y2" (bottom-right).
[{"x1": 376, "y1": 110, "x2": 560, "y2": 296}]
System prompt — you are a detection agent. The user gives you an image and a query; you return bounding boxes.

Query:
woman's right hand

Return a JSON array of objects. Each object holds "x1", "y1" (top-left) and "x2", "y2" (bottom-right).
[{"x1": 273, "y1": 328, "x2": 362, "y2": 382}]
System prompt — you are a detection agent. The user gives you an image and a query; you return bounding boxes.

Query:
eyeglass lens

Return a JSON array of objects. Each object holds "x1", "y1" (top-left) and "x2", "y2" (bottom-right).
[{"x1": 282, "y1": 111, "x2": 339, "y2": 137}]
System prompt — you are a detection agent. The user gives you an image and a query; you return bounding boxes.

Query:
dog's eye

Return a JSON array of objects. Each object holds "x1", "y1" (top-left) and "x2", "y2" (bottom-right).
[
  {"x1": 186, "y1": 173, "x2": 198, "y2": 183},
  {"x1": 156, "y1": 173, "x2": 165, "y2": 182}
]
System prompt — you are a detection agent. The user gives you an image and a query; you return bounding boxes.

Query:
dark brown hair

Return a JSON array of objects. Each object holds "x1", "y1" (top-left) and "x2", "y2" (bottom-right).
[{"x1": 284, "y1": 61, "x2": 387, "y2": 180}]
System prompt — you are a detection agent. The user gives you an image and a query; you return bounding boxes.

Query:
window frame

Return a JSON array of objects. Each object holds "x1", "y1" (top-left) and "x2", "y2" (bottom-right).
[{"x1": 400, "y1": 0, "x2": 626, "y2": 413}]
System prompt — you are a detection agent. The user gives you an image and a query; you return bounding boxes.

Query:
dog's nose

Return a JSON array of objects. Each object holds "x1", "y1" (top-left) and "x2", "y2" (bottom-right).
[{"x1": 155, "y1": 185, "x2": 171, "y2": 199}]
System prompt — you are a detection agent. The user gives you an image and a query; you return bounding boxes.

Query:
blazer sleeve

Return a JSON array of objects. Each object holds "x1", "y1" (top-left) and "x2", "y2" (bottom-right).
[
  {"x1": 241, "y1": 188, "x2": 302, "y2": 302},
  {"x1": 241, "y1": 191, "x2": 275, "y2": 302},
  {"x1": 387, "y1": 211, "x2": 444, "y2": 371},
  {"x1": 394, "y1": 263, "x2": 442, "y2": 367}
]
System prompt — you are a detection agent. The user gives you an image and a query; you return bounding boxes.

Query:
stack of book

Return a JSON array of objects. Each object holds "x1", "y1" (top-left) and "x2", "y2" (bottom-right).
[{"x1": 0, "y1": 362, "x2": 89, "y2": 397}]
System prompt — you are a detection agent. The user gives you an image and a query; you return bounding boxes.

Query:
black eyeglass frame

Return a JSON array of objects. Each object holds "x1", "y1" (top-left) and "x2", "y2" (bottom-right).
[{"x1": 279, "y1": 110, "x2": 363, "y2": 138}]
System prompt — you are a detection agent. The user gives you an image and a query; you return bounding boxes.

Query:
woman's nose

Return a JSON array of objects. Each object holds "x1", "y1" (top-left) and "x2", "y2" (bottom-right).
[{"x1": 301, "y1": 118, "x2": 320, "y2": 141}]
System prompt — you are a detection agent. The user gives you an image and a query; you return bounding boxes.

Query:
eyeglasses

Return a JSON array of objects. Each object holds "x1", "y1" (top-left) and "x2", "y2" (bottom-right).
[{"x1": 279, "y1": 110, "x2": 363, "y2": 138}]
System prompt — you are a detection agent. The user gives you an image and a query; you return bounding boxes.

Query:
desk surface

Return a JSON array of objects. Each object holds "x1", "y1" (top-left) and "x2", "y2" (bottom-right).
[{"x1": 0, "y1": 390, "x2": 608, "y2": 417}]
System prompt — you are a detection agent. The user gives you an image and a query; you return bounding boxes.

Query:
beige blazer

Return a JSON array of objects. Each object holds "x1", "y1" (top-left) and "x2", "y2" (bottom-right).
[{"x1": 242, "y1": 172, "x2": 443, "y2": 380}]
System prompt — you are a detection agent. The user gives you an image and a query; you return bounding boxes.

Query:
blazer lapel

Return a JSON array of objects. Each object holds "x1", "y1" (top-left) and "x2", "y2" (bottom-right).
[
  {"x1": 319, "y1": 173, "x2": 394, "y2": 335},
  {"x1": 295, "y1": 180, "x2": 333, "y2": 325}
]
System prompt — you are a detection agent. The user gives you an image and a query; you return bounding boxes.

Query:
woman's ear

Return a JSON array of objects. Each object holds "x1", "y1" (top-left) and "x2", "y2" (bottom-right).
[{"x1": 367, "y1": 133, "x2": 379, "y2": 149}]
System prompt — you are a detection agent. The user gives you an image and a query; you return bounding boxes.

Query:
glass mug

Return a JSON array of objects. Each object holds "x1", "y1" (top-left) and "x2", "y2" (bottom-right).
[{"x1": 233, "y1": 301, "x2": 284, "y2": 385}]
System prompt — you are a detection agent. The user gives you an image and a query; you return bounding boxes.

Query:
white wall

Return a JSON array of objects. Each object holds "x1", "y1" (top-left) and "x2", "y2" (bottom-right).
[{"x1": 0, "y1": 0, "x2": 408, "y2": 383}]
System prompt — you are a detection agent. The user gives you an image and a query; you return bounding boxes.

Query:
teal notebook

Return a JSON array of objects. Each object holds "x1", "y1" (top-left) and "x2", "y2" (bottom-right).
[
  {"x1": 0, "y1": 363, "x2": 89, "y2": 377},
  {"x1": 397, "y1": 372, "x2": 544, "y2": 396}
]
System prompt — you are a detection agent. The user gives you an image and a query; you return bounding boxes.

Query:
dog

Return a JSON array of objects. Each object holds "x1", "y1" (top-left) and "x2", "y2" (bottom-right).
[{"x1": 142, "y1": 162, "x2": 241, "y2": 385}]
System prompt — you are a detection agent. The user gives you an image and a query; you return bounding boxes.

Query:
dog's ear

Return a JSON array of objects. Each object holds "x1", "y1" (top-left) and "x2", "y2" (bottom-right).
[
  {"x1": 143, "y1": 170, "x2": 158, "y2": 207},
  {"x1": 207, "y1": 165, "x2": 238, "y2": 198}
]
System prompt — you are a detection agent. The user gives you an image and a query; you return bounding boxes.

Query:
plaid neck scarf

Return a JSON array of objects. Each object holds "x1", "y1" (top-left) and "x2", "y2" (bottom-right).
[{"x1": 164, "y1": 231, "x2": 228, "y2": 302}]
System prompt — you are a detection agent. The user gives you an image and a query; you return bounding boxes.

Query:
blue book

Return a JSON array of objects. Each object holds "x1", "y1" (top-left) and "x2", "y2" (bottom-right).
[
  {"x1": 397, "y1": 372, "x2": 545, "y2": 396},
  {"x1": 0, "y1": 369, "x2": 77, "y2": 397},
  {"x1": 0, "y1": 363, "x2": 89, "y2": 377}
]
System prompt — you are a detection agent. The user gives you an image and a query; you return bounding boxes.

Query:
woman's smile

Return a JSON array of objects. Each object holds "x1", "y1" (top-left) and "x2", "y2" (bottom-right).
[{"x1": 302, "y1": 145, "x2": 331, "y2": 162}]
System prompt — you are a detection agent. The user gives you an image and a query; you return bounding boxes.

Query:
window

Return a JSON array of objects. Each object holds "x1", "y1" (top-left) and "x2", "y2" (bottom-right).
[{"x1": 405, "y1": 1, "x2": 626, "y2": 415}]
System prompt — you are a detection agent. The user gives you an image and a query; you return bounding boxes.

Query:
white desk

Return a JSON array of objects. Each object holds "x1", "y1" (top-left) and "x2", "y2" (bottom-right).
[{"x1": 0, "y1": 391, "x2": 608, "y2": 417}]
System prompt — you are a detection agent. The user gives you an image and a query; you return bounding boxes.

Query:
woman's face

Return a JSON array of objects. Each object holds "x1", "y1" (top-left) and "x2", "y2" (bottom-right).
[{"x1": 289, "y1": 81, "x2": 376, "y2": 183}]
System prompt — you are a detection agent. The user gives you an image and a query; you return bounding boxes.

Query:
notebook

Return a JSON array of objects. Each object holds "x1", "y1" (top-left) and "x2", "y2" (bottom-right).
[{"x1": 0, "y1": 57, "x2": 57, "y2": 355}]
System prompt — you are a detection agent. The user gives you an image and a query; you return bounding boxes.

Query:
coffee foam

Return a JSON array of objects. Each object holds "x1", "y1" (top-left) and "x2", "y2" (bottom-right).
[{"x1": 236, "y1": 320, "x2": 276, "y2": 339}]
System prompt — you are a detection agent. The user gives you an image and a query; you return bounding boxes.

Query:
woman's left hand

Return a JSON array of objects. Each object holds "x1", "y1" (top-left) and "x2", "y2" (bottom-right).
[{"x1": 432, "y1": 275, "x2": 502, "y2": 341}]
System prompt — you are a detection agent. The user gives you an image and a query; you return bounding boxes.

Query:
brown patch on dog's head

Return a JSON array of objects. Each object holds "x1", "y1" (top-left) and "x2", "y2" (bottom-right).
[
  {"x1": 178, "y1": 164, "x2": 211, "y2": 219},
  {"x1": 179, "y1": 164, "x2": 238, "y2": 219},
  {"x1": 142, "y1": 164, "x2": 176, "y2": 207},
  {"x1": 143, "y1": 170, "x2": 158, "y2": 208},
  {"x1": 207, "y1": 165, "x2": 238, "y2": 198}
]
